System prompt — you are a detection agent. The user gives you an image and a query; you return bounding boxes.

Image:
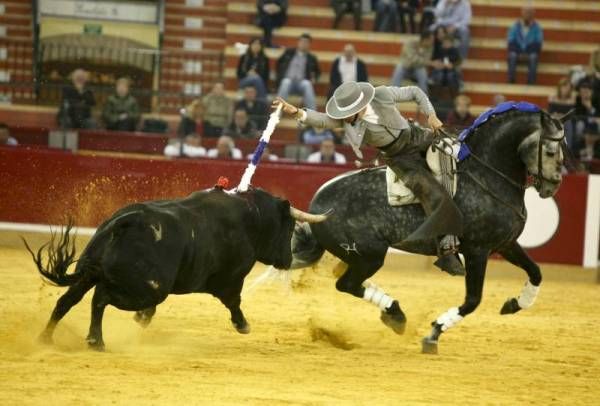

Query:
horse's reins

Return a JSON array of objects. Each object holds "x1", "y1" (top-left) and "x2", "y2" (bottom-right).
[{"x1": 436, "y1": 119, "x2": 564, "y2": 222}]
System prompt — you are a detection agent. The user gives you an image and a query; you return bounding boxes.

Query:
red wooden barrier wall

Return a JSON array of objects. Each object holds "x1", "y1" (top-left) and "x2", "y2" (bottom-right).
[
  {"x1": 0, "y1": 146, "x2": 346, "y2": 227},
  {"x1": 0, "y1": 146, "x2": 596, "y2": 266}
]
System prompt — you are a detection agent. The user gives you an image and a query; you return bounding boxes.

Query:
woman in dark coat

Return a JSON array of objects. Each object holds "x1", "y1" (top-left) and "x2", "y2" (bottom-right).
[{"x1": 237, "y1": 37, "x2": 271, "y2": 99}]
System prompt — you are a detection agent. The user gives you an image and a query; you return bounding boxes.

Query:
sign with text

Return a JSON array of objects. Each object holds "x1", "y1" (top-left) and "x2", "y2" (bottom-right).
[{"x1": 39, "y1": 0, "x2": 158, "y2": 24}]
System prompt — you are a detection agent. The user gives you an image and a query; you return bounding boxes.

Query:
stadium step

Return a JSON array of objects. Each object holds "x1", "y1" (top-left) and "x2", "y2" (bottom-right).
[
  {"x1": 222, "y1": 47, "x2": 568, "y2": 87},
  {"x1": 224, "y1": 23, "x2": 593, "y2": 66},
  {"x1": 227, "y1": 2, "x2": 600, "y2": 43}
]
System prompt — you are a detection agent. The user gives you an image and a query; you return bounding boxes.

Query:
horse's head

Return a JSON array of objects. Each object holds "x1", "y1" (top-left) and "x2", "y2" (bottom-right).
[{"x1": 518, "y1": 113, "x2": 565, "y2": 198}]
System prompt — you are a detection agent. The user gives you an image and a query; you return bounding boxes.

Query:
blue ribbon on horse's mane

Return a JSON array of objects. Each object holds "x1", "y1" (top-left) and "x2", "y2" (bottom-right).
[{"x1": 457, "y1": 101, "x2": 541, "y2": 161}]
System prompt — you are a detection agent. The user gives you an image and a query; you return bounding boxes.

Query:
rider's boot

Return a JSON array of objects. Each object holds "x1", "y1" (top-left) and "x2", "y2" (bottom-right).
[{"x1": 434, "y1": 235, "x2": 465, "y2": 276}]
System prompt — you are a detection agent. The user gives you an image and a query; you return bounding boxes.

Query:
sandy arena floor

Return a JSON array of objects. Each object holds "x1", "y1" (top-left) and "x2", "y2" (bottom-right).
[{"x1": 0, "y1": 245, "x2": 599, "y2": 405}]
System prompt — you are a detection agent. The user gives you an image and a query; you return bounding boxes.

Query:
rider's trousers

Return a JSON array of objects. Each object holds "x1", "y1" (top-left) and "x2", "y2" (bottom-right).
[{"x1": 380, "y1": 123, "x2": 463, "y2": 244}]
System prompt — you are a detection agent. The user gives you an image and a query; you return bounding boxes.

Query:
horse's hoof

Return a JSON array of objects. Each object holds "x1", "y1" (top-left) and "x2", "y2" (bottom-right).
[
  {"x1": 421, "y1": 337, "x2": 438, "y2": 355},
  {"x1": 380, "y1": 312, "x2": 407, "y2": 335},
  {"x1": 500, "y1": 298, "x2": 521, "y2": 315},
  {"x1": 38, "y1": 332, "x2": 53, "y2": 345},
  {"x1": 134, "y1": 311, "x2": 152, "y2": 328},
  {"x1": 234, "y1": 322, "x2": 251, "y2": 334},
  {"x1": 86, "y1": 337, "x2": 105, "y2": 352}
]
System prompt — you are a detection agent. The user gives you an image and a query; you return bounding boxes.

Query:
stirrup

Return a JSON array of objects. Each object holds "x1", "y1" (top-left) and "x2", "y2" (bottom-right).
[
  {"x1": 439, "y1": 235, "x2": 460, "y2": 253},
  {"x1": 434, "y1": 253, "x2": 465, "y2": 276}
]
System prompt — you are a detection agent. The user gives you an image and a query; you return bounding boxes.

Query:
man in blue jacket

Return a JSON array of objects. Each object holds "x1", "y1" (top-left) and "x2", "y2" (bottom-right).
[{"x1": 507, "y1": 6, "x2": 543, "y2": 85}]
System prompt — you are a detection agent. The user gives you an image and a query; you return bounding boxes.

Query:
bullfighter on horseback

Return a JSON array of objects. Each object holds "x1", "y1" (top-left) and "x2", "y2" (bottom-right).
[{"x1": 273, "y1": 81, "x2": 465, "y2": 275}]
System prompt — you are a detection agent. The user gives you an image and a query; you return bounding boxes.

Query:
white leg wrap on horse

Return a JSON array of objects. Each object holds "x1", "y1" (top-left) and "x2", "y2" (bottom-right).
[
  {"x1": 363, "y1": 282, "x2": 394, "y2": 310},
  {"x1": 436, "y1": 307, "x2": 463, "y2": 332},
  {"x1": 517, "y1": 281, "x2": 540, "y2": 309}
]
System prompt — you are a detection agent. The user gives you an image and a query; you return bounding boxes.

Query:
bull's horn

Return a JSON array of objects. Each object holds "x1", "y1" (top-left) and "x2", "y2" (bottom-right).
[{"x1": 289, "y1": 207, "x2": 330, "y2": 223}]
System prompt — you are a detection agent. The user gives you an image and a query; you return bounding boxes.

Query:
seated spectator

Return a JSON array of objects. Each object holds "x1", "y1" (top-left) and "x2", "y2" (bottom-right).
[
  {"x1": 247, "y1": 146, "x2": 279, "y2": 161},
  {"x1": 507, "y1": 6, "x2": 543, "y2": 85},
  {"x1": 548, "y1": 77, "x2": 576, "y2": 115},
  {"x1": 398, "y1": 0, "x2": 420, "y2": 33},
  {"x1": 202, "y1": 82, "x2": 233, "y2": 138},
  {"x1": 306, "y1": 139, "x2": 347, "y2": 164},
  {"x1": 548, "y1": 78, "x2": 576, "y2": 150},
  {"x1": 575, "y1": 81, "x2": 599, "y2": 119},
  {"x1": 588, "y1": 46, "x2": 600, "y2": 109},
  {"x1": 256, "y1": 0, "x2": 288, "y2": 48},
  {"x1": 102, "y1": 77, "x2": 140, "y2": 132},
  {"x1": 164, "y1": 134, "x2": 206, "y2": 158},
  {"x1": 329, "y1": 44, "x2": 368, "y2": 98},
  {"x1": 0, "y1": 123, "x2": 17, "y2": 146},
  {"x1": 237, "y1": 37, "x2": 270, "y2": 99},
  {"x1": 391, "y1": 31, "x2": 434, "y2": 93},
  {"x1": 224, "y1": 108, "x2": 258, "y2": 139},
  {"x1": 177, "y1": 99, "x2": 203, "y2": 137},
  {"x1": 276, "y1": 34, "x2": 320, "y2": 111},
  {"x1": 235, "y1": 85, "x2": 269, "y2": 130},
  {"x1": 582, "y1": 122, "x2": 600, "y2": 161},
  {"x1": 300, "y1": 126, "x2": 337, "y2": 145},
  {"x1": 374, "y1": 0, "x2": 398, "y2": 32},
  {"x1": 207, "y1": 135, "x2": 243, "y2": 159},
  {"x1": 331, "y1": 0, "x2": 362, "y2": 31},
  {"x1": 573, "y1": 81, "x2": 599, "y2": 156},
  {"x1": 57, "y1": 68, "x2": 96, "y2": 129},
  {"x1": 430, "y1": 34, "x2": 461, "y2": 91},
  {"x1": 445, "y1": 94, "x2": 474, "y2": 129},
  {"x1": 492, "y1": 93, "x2": 506, "y2": 106},
  {"x1": 420, "y1": 0, "x2": 436, "y2": 33},
  {"x1": 432, "y1": 0, "x2": 472, "y2": 59},
  {"x1": 432, "y1": 25, "x2": 447, "y2": 57}
]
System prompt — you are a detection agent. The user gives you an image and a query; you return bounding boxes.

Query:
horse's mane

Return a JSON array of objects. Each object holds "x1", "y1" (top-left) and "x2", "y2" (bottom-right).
[{"x1": 470, "y1": 108, "x2": 549, "y2": 136}]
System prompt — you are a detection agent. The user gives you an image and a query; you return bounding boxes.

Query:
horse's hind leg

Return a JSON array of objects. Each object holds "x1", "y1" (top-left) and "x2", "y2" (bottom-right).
[
  {"x1": 336, "y1": 258, "x2": 407, "y2": 334},
  {"x1": 134, "y1": 306, "x2": 156, "y2": 328},
  {"x1": 86, "y1": 284, "x2": 110, "y2": 351},
  {"x1": 498, "y1": 241, "x2": 542, "y2": 315},
  {"x1": 39, "y1": 275, "x2": 96, "y2": 344}
]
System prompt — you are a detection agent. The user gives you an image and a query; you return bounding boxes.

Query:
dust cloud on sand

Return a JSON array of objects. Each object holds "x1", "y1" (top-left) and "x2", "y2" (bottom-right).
[{"x1": 1, "y1": 247, "x2": 599, "y2": 405}]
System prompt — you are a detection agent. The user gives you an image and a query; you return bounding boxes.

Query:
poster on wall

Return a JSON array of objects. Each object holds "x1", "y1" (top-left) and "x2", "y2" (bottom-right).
[{"x1": 39, "y1": 0, "x2": 159, "y2": 24}]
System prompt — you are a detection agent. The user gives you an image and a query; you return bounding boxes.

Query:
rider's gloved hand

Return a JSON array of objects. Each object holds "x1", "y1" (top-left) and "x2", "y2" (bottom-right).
[
  {"x1": 428, "y1": 114, "x2": 443, "y2": 131},
  {"x1": 272, "y1": 97, "x2": 300, "y2": 116}
]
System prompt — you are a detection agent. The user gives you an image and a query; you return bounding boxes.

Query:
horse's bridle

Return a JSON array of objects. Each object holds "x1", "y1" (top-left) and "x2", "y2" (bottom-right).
[{"x1": 533, "y1": 123, "x2": 566, "y2": 190}]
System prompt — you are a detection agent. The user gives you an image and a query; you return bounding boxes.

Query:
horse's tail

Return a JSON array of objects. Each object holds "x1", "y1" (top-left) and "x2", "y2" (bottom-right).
[
  {"x1": 23, "y1": 220, "x2": 82, "y2": 287},
  {"x1": 289, "y1": 222, "x2": 325, "y2": 269}
]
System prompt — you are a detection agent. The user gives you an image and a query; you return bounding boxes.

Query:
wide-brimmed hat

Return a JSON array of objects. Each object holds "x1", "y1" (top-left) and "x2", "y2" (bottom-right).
[{"x1": 325, "y1": 81, "x2": 375, "y2": 119}]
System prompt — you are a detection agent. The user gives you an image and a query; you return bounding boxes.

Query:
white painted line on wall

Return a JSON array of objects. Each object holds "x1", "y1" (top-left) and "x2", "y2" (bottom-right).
[{"x1": 583, "y1": 175, "x2": 600, "y2": 268}]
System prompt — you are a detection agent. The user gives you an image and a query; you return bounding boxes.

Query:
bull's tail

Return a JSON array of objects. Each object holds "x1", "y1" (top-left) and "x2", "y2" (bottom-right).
[
  {"x1": 289, "y1": 222, "x2": 325, "y2": 269},
  {"x1": 23, "y1": 220, "x2": 82, "y2": 287}
]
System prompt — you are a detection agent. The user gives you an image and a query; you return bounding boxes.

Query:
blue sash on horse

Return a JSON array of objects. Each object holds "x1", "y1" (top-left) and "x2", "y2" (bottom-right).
[{"x1": 457, "y1": 101, "x2": 541, "y2": 161}]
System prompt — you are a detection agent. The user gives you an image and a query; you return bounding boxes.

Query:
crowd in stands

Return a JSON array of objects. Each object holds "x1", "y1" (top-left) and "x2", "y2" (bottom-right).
[
  {"x1": 243, "y1": 0, "x2": 599, "y2": 161},
  {"x1": 35, "y1": 0, "x2": 599, "y2": 165}
]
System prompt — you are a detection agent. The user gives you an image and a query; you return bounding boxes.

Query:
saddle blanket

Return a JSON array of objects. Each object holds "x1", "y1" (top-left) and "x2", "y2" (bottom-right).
[{"x1": 387, "y1": 139, "x2": 458, "y2": 206}]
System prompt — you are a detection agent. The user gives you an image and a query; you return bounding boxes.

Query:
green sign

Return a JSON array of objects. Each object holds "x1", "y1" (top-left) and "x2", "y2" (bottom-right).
[{"x1": 83, "y1": 24, "x2": 102, "y2": 35}]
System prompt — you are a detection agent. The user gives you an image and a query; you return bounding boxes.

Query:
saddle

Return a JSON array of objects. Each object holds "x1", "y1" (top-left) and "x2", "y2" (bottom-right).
[{"x1": 387, "y1": 136, "x2": 459, "y2": 206}]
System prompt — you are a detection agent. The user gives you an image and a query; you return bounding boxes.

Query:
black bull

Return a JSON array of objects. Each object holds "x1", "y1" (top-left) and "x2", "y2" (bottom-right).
[{"x1": 25, "y1": 187, "x2": 326, "y2": 350}]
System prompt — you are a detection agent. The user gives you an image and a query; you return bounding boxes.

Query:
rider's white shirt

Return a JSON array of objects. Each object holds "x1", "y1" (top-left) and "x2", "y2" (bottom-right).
[{"x1": 362, "y1": 103, "x2": 379, "y2": 125}]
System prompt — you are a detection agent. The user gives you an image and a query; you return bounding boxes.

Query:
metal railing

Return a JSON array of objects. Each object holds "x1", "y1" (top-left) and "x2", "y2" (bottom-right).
[{"x1": 0, "y1": 38, "x2": 224, "y2": 113}]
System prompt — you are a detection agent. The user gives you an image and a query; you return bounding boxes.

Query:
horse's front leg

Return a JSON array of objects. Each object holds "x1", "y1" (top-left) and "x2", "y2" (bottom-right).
[
  {"x1": 422, "y1": 251, "x2": 489, "y2": 354},
  {"x1": 498, "y1": 241, "x2": 541, "y2": 315}
]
